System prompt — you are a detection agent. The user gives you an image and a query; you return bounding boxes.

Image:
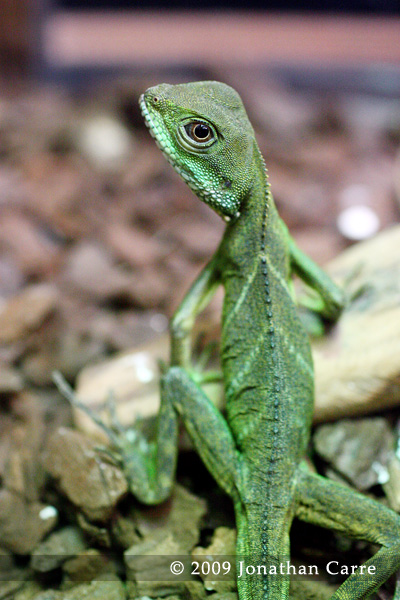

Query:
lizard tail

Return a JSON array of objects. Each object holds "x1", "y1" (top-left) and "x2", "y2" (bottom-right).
[{"x1": 235, "y1": 504, "x2": 291, "y2": 600}]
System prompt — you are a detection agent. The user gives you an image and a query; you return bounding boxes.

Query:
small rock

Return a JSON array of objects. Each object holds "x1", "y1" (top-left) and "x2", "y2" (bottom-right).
[
  {"x1": 2, "y1": 392, "x2": 47, "y2": 501},
  {"x1": 245, "y1": 76, "x2": 316, "y2": 138},
  {"x1": 336, "y1": 202, "x2": 380, "y2": 242},
  {"x1": 209, "y1": 594, "x2": 238, "y2": 600},
  {"x1": 63, "y1": 242, "x2": 132, "y2": 302},
  {"x1": 125, "y1": 531, "x2": 186, "y2": 598},
  {"x1": 193, "y1": 528, "x2": 236, "y2": 594},
  {"x1": 165, "y1": 253, "x2": 199, "y2": 289},
  {"x1": 124, "y1": 486, "x2": 206, "y2": 597},
  {"x1": 14, "y1": 581, "x2": 44, "y2": 600},
  {"x1": 0, "y1": 578, "x2": 28, "y2": 600},
  {"x1": 272, "y1": 171, "x2": 334, "y2": 230},
  {"x1": 106, "y1": 223, "x2": 165, "y2": 269},
  {"x1": 0, "y1": 211, "x2": 61, "y2": 277},
  {"x1": 31, "y1": 526, "x2": 87, "y2": 573},
  {"x1": 87, "y1": 309, "x2": 168, "y2": 352},
  {"x1": 25, "y1": 152, "x2": 98, "y2": 240},
  {"x1": 184, "y1": 580, "x2": 208, "y2": 600},
  {"x1": 0, "y1": 546, "x2": 14, "y2": 572},
  {"x1": 80, "y1": 578, "x2": 126, "y2": 600},
  {"x1": 130, "y1": 266, "x2": 171, "y2": 309},
  {"x1": 0, "y1": 284, "x2": 58, "y2": 344},
  {"x1": 0, "y1": 363, "x2": 24, "y2": 394},
  {"x1": 76, "y1": 514, "x2": 112, "y2": 549},
  {"x1": 21, "y1": 323, "x2": 105, "y2": 386},
  {"x1": 42, "y1": 428, "x2": 128, "y2": 522},
  {"x1": 314, "y1": 417, "x2": 394, "y2": 490},
  {"x1": 0, "y1": 547, "x2": 30, "y2": 599},
  {"x1": 170, "y1": 215, "x2": 223, "y2": 260},
  {"x1": 0, "y1": 489, "x2": 57, "y2": 554},
  {"x1": 62, "y1": 548, "x2": 116, "y2": 583},
  {"x1": 313, "y1": 225, "x2": 400, "y2": 422},
  {"x1": 32, "y1": 577, "x2": 125, "y2": 600},
  {"x1": 0, "y1": 419, "x2": 12, "y2": 481},
  {"x1": 110, "y1": 506, "x2": 141, "y2": 550},
  {"x1": 121, "y1": 146, "x2": 166, "y2": 192},
  {"x1": 75, "y1": 113, "x2": 133, "y2": 169},
  {"x1": 134, "y1": 485, "x2": 207, "y2": 553},
  {"x1": 0, "y1": 254, "x2": 25, "y2": 298},
  {"x1": 74, "y1": 336, "x2": 168, "y2": 439},
  {"x1": 383, "y1": 455, "x2": 400, "y2": 512},
  {"x1": 25, "y1": 591, "x2": 61, "y2": 600}
]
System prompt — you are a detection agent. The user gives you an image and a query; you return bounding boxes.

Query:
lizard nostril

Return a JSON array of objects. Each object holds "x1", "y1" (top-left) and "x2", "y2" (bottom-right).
[{"x1": 153, "y1": 96, "x2": 159, "y2": 103}]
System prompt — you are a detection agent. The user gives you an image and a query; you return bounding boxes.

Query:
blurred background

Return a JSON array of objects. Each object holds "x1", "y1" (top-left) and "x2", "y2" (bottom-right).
[
  {"x1": 0, "y1": 0, "x2": 400, "y2": 587},
  {"x1": 0, "y1": 0, "x2": 399, "y2": 386}
]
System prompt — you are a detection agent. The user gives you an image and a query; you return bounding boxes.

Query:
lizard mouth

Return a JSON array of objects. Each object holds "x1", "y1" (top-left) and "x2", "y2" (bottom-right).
[{"x1": 139, "y1": 94, "x2": 177, "y2": 163}]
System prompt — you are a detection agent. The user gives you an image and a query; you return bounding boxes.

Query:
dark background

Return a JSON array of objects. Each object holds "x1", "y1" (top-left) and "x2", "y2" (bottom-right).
[{"x1": 59, "y1": 0, "x2": 399, "y2": 12}]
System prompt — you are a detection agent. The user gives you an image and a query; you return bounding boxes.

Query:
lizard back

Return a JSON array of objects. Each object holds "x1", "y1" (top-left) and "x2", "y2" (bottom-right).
[{"x1": 220, "y1": 182, "x2": 314, "y2": 479}]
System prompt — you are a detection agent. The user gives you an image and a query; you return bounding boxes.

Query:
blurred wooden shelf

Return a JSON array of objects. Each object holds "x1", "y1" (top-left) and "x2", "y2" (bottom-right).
[{"x1": 41, "y1": 12, "x2": 400, "y2": 68}]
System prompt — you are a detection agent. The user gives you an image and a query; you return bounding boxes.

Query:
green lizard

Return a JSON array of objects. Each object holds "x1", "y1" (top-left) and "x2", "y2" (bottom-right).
[{"x1": 104, "y1": 81, "x2": 400, "y2": 599}]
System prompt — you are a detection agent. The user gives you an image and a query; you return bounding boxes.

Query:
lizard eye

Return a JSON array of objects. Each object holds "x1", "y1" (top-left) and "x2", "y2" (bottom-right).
[
  {"x1": 185, "y1": 122, "x2": 214, "y2": 143},
  {"x1": 178, "y1": 119, "x2": 217, "y2": 151}
]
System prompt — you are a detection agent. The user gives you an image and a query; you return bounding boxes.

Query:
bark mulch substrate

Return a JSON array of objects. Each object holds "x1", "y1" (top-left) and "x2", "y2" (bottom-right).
[{"x1": 1, "y1": 72, "x2": 400, "y2": 599}]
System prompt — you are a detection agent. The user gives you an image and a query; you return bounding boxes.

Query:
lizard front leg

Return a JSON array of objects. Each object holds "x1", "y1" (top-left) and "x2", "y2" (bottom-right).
[
  {"x1": 295, "y1": 464, "x2": 400, "y2": 599},
  {"x1": 282, "y1": 222, "x2": 345, "y2": 321},
  {"x1": 170, "y1": 254, "x2": 221, "y2": 369},
  {"x1": 124, "y1": 365, "x2": 240, "y2": 504},
  {"x1": 161, "y1": 366, "x2": 241, "y2": 500},
  {"x1": 123, "y1": 255, "x2": 236, "y2": 504}
]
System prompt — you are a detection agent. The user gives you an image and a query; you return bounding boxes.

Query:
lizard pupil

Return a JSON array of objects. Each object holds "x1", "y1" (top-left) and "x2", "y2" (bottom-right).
[
  {"x1": 186, "y1": 122, "x2": 213, "y2": 142},
  {"x1": 194, "y1": 124, "x2": 210, "y2": 139}
]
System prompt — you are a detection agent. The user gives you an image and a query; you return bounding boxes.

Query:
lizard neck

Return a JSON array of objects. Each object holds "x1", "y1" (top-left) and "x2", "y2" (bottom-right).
[
  {"x1": 237, "y1": 144, "x2": 270, "y2": 242},
  {"x1": 219, "y1": 143, "x2": 271, "y2": 266}
]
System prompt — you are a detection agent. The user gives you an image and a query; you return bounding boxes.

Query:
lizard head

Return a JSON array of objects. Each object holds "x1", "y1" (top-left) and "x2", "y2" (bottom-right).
[{"x1": 140, "y1": 81, "x2": 258, "y2": 222}]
